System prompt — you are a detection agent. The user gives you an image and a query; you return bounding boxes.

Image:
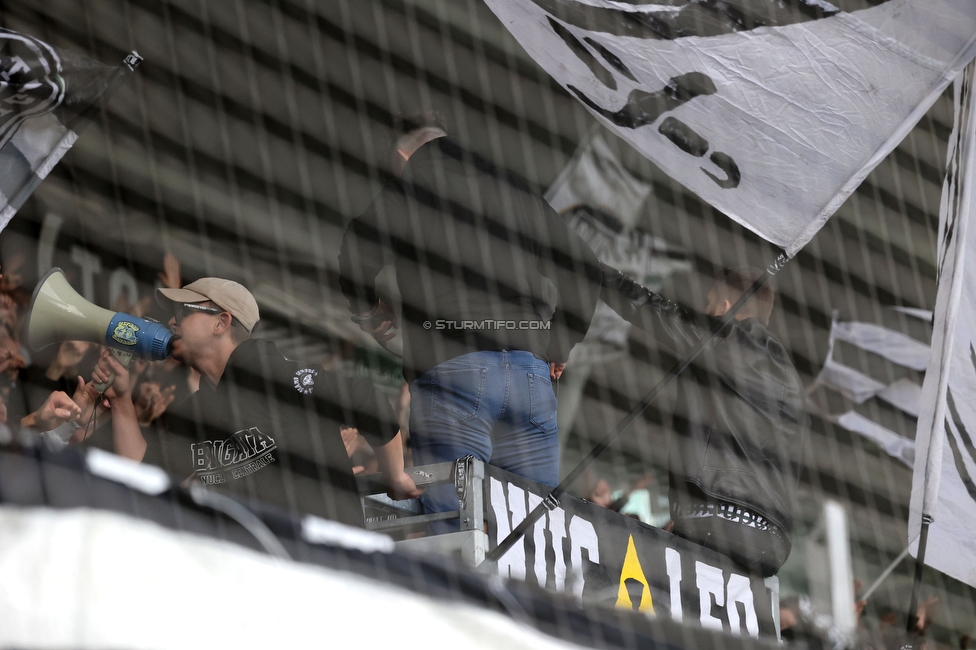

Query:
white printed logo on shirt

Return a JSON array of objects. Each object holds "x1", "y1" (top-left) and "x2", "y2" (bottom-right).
[
  {"x1": 190, "y1": 427, "x2": 277, "y2": 485},
  {"x1": 293, "y1": 368, "x2": 318, "y2": 395}
]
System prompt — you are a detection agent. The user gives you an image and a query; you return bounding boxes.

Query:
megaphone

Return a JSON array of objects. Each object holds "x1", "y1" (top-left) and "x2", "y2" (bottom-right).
[{"x1": 26, "y1": 268, "x2": 174, "y2": 392}]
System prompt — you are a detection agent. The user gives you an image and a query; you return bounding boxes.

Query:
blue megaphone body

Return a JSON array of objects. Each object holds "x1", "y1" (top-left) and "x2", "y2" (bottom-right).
[{"x1": 26, "y1": 268, "x2": 173, "y2": 362}]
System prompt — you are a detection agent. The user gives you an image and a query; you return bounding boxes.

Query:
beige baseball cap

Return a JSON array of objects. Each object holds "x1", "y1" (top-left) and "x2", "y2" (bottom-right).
[{"x1": 156, "y1": 278, "x2": 260, "y2": 333}]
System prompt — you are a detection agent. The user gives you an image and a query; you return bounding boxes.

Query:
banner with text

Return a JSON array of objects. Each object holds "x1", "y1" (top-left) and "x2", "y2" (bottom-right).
[{"x1": 485, "y1": 466, "x2": 778, "y2": 638}]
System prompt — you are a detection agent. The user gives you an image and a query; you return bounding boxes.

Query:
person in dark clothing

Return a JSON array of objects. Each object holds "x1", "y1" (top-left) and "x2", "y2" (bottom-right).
[
  {"x1": 338, "y1": 113, "x2": 600, "y2": 519},
  {"x1": 95, "y1": 277, "x2": 421, "y2": 528},
  {"x1": 601, "y1": 264, "x2": 806, "y2": 576}
]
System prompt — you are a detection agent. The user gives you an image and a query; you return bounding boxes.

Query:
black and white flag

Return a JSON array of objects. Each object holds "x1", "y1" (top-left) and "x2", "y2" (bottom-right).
[
  {"x1": 484, "y1": 0, "x2": 976, "y2": 255},
  {"x1": 812, "y1": 310, "x2": 931, "y2": 468},
  {"x1": 0, "y1": 30, "x2": 137, "y2": 232},
  {"x1": 910, "y1": 61, "x2": 976, "y2": 589}
]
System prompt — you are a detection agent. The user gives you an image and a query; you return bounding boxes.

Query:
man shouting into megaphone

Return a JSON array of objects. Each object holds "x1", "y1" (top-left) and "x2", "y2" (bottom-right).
[{"x1": 93, "y1": 277, "x2": 421, "y2": 528}]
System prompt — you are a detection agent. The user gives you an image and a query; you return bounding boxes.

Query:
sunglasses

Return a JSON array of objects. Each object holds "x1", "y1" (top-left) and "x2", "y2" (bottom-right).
[{"x1": 174, "y1": 302, "x2": 224, "y2": 324}]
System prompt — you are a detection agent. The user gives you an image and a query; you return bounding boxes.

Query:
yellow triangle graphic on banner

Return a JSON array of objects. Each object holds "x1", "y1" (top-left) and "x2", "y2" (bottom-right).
[{"x1": 615, "y1": 535, "x2": 654, "y2": 614}]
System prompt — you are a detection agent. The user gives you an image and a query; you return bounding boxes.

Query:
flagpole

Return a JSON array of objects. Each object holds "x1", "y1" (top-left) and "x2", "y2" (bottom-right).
[
  {"x1": 905, "y1": 514, "x2": 933, "y2": 635},
  {"x1": 902, "y1": 62, "x2": 976, "y2": 626},
  {"x1": 857, "y1": 531, "x2": 921, "y2": 602},
  {"x1": 481, "y1": 252, "x2": 792, "y2": 567},
  {"x1": 60, "y1": 51, "x2": 142, "y2": 135}
]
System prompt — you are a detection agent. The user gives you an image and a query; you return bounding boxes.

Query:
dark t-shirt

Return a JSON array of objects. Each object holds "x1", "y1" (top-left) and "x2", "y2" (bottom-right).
[
  {"x1": 338, "y1": 137, "x2": 601, "y2": 381},
  {"x1": 143, "y1": 338, "x2": 397, "y2": 527}
]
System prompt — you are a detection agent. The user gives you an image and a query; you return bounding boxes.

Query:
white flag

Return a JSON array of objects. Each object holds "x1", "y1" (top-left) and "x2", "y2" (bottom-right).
[
  {"x1": 484, "y1": 0, "x2": 976, "y2": 256},
  {"x1": 910, "y1": 62, "x2": 976, "y2": 589},
  {"x1": 814, "y1": 311, "x2": 929, "y2": 468}
]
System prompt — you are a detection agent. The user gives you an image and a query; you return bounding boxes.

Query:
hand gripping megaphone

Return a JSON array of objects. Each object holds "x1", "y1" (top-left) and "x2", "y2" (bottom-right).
[{"x1": 26, "y1": 268, "x2": 174, "y2": 393}]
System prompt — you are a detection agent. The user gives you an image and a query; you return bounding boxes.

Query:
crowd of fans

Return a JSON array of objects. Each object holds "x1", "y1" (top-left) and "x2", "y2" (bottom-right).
[
  {"x1": 778, "y1": 588, "x2": 957, "y2": 650},
  {"x1": 2, "y1": 247, "x2": 968, "y2": 649},
  {"x1": 0, "y1": 254, "x2": 189, "y2": 453},
  {"x1": 0, "y1": 248, "x2": 624, "y2": 516},
  {"x1": 0, "y1": 253, "x2": 374, "y2": 481},
  {"x1": 0, "y1": 245, "x2": 672, "y2": 538},
  {"x1": 2, "y1": 258, "x2": 969, "y2": 650},
  {"x1": 0, "y1": 249, "x2": 643, "y2": 517}
]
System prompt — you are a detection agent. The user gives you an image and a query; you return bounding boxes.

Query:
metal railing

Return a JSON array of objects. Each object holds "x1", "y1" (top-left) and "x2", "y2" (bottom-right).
[{"x1": 357, "y1": 457, "x2": 488, "y2": 565}]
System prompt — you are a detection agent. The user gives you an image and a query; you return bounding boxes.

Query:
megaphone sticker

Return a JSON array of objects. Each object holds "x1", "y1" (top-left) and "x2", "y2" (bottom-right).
[
  {"x1": 28, "y1": 268, "x2": 172, "y2": 361},
  {"x1": 111, "y1": 321, "x2": 140, "y2": 346}
]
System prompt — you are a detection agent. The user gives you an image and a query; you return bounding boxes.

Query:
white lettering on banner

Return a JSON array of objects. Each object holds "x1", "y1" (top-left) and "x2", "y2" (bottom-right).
[
  {"x1": 694, "y1": 562, "x2": 761, "y2": 634},
  {"x1": 568, "y1": 517, "x2": 599, "y2": 600},
  {"x1": 665, "y1": 547, "x2": 683, "y2": 623},
  {"x1": 727, "y1": 573, "x2": 760, "y2": 638},
  {"x1": 528, "y1": 492, "x2": 548, "y2": 587},
  {"x1": 490, "y1": 477, "x2": 599, "y2": 596},
  {"x1": 490, "y1": 477, "x2": 527, "y2": 580},
  {"x1": 696, "y1": 561, "x2": 725, "y2": 632},
  {"x1": 548, "y1": 507, "x2": 567, "y2": 592},
  {"x1": 489, "y1": 476, "x2": 766, "y2": 631}
]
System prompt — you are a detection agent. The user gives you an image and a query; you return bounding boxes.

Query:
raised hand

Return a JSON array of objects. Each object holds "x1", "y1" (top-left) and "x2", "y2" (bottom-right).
[
  {"x1": 157, "y1": 252, "x2": 182, "y2": 289},
  {"x1": 56, "y1": 340, "x2": 89, "y2": 370},
  {"x1": 25, "y1": 390, "x2": 82, "y2": 432},
  {"x1": 92, "y1": 349, "x2": 133, "y2": 399},
  {"x1": 72, "y1": 375, "x2": 106, "y2": 425},
  {"x1": 357, "y1": 300, "x2": 398, "y2": 343}
]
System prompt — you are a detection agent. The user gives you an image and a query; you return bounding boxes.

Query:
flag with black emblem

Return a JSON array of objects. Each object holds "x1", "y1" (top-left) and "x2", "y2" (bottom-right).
[
  {"x1": 910, "y1": 61, "x2": 976, "y2": 589},
  {"x1": 483, "y1": 0, "x2": 976, "y2": 255},
  {"x1": 0, "y1": 29, "x2": 139, "y2": 232}
]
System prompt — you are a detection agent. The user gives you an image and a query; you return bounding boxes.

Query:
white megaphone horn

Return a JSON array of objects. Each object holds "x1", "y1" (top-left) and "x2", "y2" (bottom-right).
[{"x1": 26, "y1": 268, "x2": 173, "y2": 393}]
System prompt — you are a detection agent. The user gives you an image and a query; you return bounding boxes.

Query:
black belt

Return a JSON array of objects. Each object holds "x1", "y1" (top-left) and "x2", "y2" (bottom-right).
[{"x1": 673, "y1": 501, "x2": 785, "y2": 540}]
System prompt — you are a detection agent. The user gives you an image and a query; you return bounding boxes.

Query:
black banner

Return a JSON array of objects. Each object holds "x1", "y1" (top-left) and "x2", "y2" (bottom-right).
[{"x1": 485, "y1": 466, "x2": 778, "y2": 638}]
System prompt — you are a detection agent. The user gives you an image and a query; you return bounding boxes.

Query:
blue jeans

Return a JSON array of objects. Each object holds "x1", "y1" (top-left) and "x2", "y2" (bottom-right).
[{"x1": 410, "y1": 350, "x2": 560, "y2": 527}]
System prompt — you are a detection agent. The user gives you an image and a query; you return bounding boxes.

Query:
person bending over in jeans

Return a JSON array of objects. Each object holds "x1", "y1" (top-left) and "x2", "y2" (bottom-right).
[{"x1": 339, "y1": 112, "x2": 600, "y2": 525}]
